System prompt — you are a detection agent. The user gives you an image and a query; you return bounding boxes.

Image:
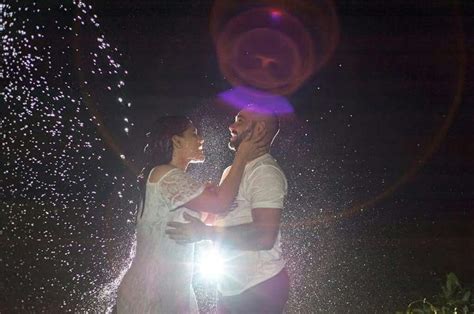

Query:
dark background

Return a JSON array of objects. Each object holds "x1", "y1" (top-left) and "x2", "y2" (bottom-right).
[{"x1": 1, "y1": 0, "x2": 473, "y2": 312}]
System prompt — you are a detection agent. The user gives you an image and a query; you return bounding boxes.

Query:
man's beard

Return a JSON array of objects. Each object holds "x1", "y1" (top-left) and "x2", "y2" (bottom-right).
[
  {"x1": 228, "y1": 125, "x2": 253, "y2": 151},
  {"x1": 228, "y1": 134, "x2": 242, "y2": 151}
]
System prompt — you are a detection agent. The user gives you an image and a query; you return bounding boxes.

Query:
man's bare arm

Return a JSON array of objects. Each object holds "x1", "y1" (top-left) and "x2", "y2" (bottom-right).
[
  {"x1": 166, "y1": 207, "x2": 281, "y2": 251},
  {"x1": 211, "y1": 207, "x2": 281, "y2": 250}
]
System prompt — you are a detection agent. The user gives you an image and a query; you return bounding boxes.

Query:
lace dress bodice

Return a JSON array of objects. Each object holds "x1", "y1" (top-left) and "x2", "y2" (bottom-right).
[{"x1": 117, "y1": 168, "x2": 205, "y2": 314}]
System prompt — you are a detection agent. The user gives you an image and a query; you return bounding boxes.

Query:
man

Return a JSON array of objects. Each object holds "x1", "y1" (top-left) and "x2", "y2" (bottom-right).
[{"x1": 166, "y1": 105, "x2": 289, "y2": 313}]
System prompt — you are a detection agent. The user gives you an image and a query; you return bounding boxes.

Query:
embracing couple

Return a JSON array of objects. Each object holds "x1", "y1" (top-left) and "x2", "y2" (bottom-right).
[{"x1": 116, "y1": 105, "x2": 289, "y2": 314}]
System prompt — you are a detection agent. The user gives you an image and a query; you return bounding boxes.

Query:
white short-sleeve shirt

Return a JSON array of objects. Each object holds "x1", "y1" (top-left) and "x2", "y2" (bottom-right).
[{"x1": 215, "y1": 153, "x2": 288, "y2": 296}]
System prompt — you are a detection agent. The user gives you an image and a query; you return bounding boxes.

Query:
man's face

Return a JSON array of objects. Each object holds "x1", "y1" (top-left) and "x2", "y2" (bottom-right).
[{"x1": 228, "y1": 110, "x2": 254, "y2": 151}]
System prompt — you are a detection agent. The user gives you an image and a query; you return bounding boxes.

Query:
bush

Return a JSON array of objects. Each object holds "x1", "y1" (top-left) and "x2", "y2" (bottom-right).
[{"x1": 397, "y1": 273, "x2": 473, "y2": 314}]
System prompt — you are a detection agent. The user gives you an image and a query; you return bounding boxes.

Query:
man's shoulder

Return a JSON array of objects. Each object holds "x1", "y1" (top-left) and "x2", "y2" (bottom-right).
[
  {"x1": 247, "y1": 155, "x2": 287, "y2": 182},
  {"x1": 251, "y1": 154, "x2": 284, "y2": 172},
  {"x1": 246, "y1": 155, "x2": 288, "y2": 198}
]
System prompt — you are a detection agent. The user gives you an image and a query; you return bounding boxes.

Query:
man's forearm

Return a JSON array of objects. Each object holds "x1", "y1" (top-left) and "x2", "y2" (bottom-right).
[{"x1": 205, "y1": 223, "x2": 274, "y2": 251}]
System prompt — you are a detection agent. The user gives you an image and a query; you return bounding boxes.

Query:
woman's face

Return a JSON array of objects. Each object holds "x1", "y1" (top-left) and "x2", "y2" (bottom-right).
[{"x1": 178, "y1": 123, "x2": 205, "y2": 163}]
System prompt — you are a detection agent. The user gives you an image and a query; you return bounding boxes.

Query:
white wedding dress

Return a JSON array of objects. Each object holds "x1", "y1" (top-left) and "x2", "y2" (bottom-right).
[{"x1": 116, "y1": 168, "x2": 204, "y2": 313}]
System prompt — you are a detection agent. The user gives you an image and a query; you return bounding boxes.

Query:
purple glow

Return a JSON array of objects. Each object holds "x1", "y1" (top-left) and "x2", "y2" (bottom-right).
[
  {"x1": 270, "y1": 8, "x2": 283, "y2": 20},
  {"x1": 217, "y1": 86, "x2": 294, "y2": 115}
]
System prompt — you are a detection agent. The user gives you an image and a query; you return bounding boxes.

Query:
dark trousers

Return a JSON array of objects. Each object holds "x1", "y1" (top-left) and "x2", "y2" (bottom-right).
[{"x1": 217, "y1": 268, "x2": 289, "y2": 314}]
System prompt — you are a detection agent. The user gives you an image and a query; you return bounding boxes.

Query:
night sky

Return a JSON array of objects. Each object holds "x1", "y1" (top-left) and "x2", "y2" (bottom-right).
[{"x1": 1, "y1": 0, "x2": 473, "y2": 312}]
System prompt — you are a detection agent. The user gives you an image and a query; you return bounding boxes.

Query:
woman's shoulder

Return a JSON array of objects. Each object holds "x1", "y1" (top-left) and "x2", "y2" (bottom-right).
[{"x1": 148, "y1": 165, "x2": 179, "y2": 183}]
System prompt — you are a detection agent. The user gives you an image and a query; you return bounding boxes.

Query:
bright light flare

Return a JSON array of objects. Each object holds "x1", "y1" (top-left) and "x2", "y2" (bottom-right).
[{"x1": 197, "y1": 247, "x2": 225, "y2": 281}]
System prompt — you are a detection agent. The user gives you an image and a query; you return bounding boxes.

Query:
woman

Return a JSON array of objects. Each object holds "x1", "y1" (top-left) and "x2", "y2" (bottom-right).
[{"x1": 116, "y1": 116, "x2": 264, "y2": 313}]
